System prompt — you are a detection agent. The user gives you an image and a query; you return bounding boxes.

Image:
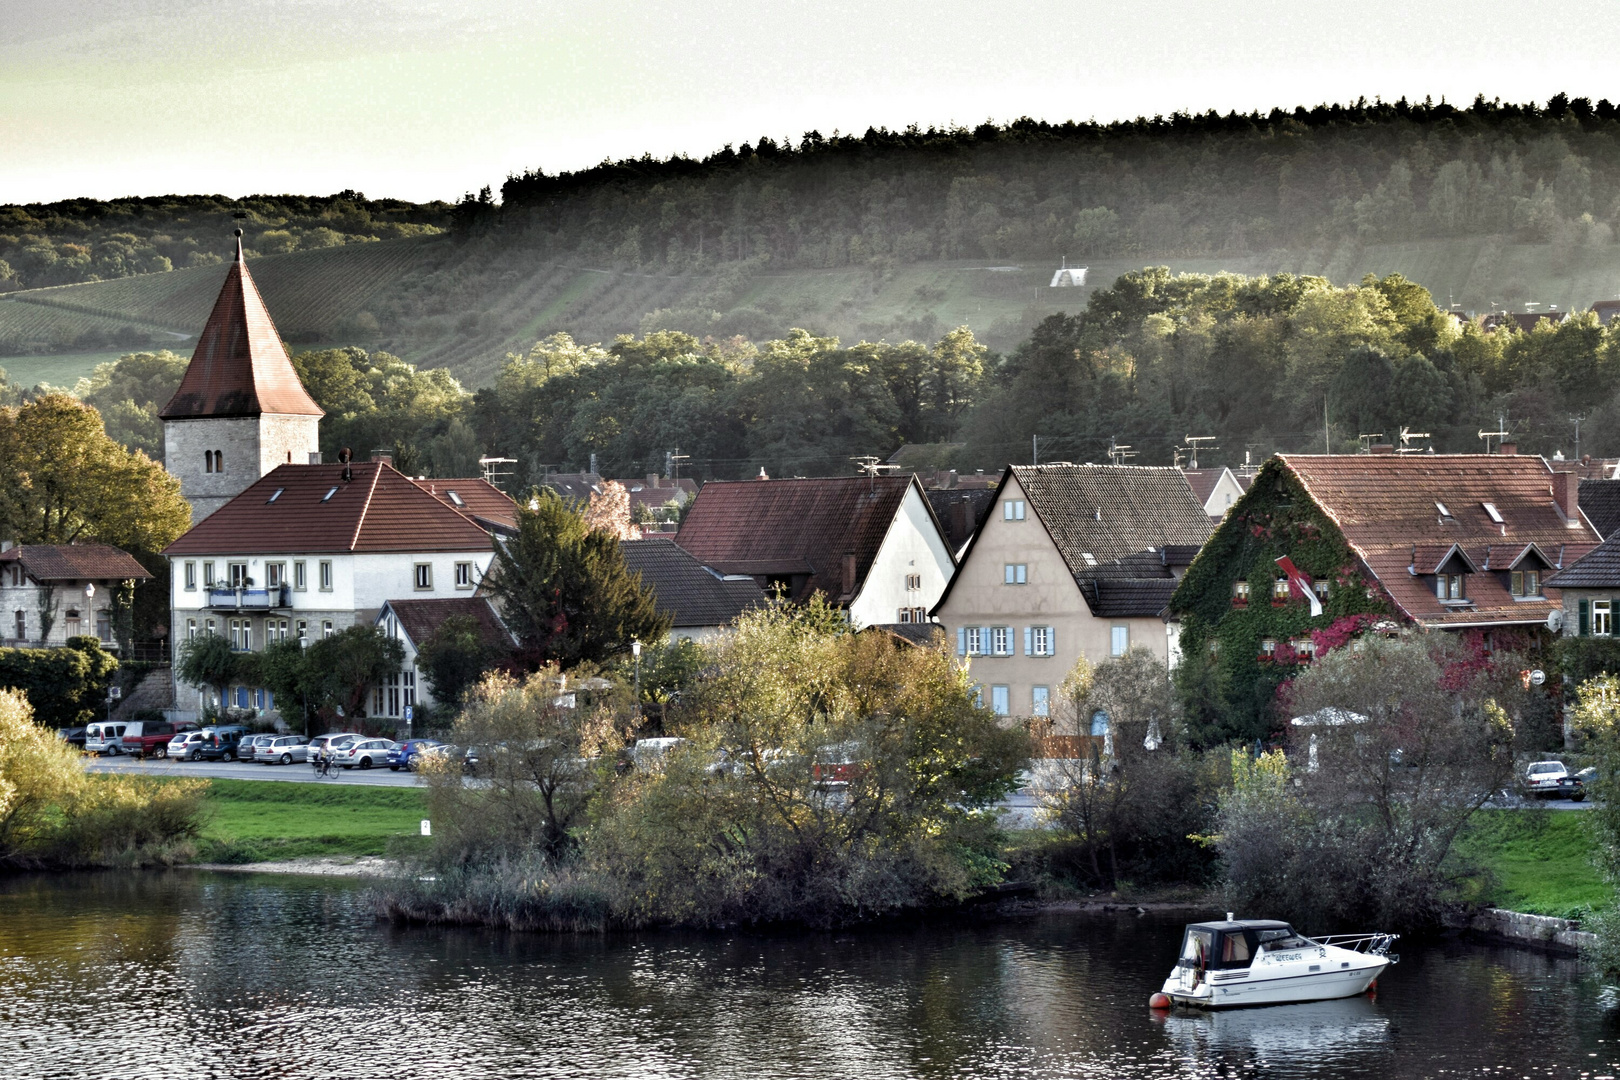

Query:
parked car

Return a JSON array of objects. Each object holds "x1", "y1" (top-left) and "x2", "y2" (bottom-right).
[
  {"x1": 84, "y1": 722, "x2": 130, "y2": 756},
  {"x1": 332, "y1": 738, "x2": 398, "y2": 770},
  {"x1": 120, "y1": 721, "x2": 197, "y2": 759},
  {"x1": 168, "y1": 730, "x2": 209, "y2": 761},
  {"x1": 1524, "y1": 761, "x2": 1582, "y2": 799},
  {"x1": 306, "y1": 733, "x2": 363, "y2": 766},
  {"x1": 237, "y1": 734, "x2": 277, "y2": 763},
  {"x1": 387, "y1": 739, "x2": 444, "y2": 771},
  {"x1": 197, "y1": 726, "x2": 249, "y2": 762},
  {"x1": 413, "y1": 743, "x2": 460, "y2": 770},
  {"x1": 59, "y1": 726, "x2": 88, "y2": 750},
  {"x1": 260, "y1": 735, "x2": 310, "y2": 765}
]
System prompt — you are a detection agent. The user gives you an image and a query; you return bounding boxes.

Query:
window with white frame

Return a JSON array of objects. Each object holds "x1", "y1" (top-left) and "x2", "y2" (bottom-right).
[
  {"x1": 294, "y1": 561, "x2": 307, "y2": 591},
  {"x1": 964, "y1": 626, "x2": 985, "y2": 656},
  {"x1": 898, "y1": 607, "x2": 928, "y2": 623},
  {"x1": 184, "y1": 562, "x2": 196, "y2": 591},
  {"x1": 1110, "y1": 625, "x2": 1128, "y2": 657},
  {"x1": 1595, "y1": 601, "x2": 1613, "y2": 637},
  {"x1": 1031, "y1": 685, "x2": 1050, "y2": 716},
  {"x1": 991, "y1": 626, "x2": 1014, "y2": 656},
  {"x1": 1003, "y1": 563, "x2": 1028, "y2": 585},
  {"x1": 186, "y1": 618, "x2": 197, "y2": 641},
  {"x1": 296, "y1": 620, "x2": 308, "y2": 644},
  {"x1": 904, "y1": 573, "x2": 921, "y2": 591},
  {"x1": 203, "y1": 562, "x2": 215, "y2": 587},
  {"x1": 1002, "y1": 499, "x2": 1026, "y2": 521},
  {"x1": 414, "y1": 563, "x2": 433, "y2": 591},
  {"x1": 455, "y1": 561, "x2": 474, "y2": 589},
  {"x1": 1029, "y1": 625, "x2": 1055, "y2": 656},
  {"x1": 319, "y1": 561, "x2": 333, "y2": 591},
  {"x1": 402, "y1": 670, "x2": 416, "y2": 710},
  {"x1": 322, "y1": 619, "x2": 334, "y2": 638},
  {"x1": 227, "y1": 562, "x2": 249, "y2": 588},
  {"x1": 990, "y1": 685, "x2": 1010, "y2": 716},
  {"x1": 266, "y1": 562, "x2": 285, "y2": 588}
]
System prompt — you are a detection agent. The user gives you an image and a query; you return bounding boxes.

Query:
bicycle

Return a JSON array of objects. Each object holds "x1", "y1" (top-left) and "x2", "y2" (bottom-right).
[{"x1": 316, "y1": 752, "x2": 340, "y2": 778}]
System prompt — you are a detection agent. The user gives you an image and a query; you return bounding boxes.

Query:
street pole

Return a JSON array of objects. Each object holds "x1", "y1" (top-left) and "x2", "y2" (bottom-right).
[{"x1": 631, "y1": 639, "x2": 642, "y2": 726}]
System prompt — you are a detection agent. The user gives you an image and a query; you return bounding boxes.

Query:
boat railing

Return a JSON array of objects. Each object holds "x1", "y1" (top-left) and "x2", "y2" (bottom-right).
[{"x1": 1311, "y1": 932, "x2": 1400, "y2": 960}]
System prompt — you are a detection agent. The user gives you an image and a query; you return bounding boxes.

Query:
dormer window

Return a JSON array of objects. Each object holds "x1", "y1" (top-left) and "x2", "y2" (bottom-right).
[
  {"x1": 1436, "y1": 573, "x2": 1465, "y2": 601},
  {"x1": 1510, "y1": 569, "x2": 1541, "y2": 597}
]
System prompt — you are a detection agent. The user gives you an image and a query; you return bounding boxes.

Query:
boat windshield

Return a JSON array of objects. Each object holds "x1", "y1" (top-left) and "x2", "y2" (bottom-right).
[
  {"x1": 1181, "y1": 929, "x2": 1212, "y2": 965},
  {"x1": 1255, "y1": 927, "x2": 1312, "y2": 950},
  {"x1": 1220, "y1": 932, "x2": 1251, "y2": 965}
]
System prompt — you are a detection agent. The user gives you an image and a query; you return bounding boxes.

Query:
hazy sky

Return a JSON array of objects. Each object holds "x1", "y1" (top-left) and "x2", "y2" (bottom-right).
[{"x1": 3, "y1": 0, "x2": 1616, "y2": 205}]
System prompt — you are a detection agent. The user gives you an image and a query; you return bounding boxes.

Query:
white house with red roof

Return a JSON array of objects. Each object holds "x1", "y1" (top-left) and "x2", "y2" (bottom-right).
[{"x1": 164, "y1": 461, "x2": 502, "y2": 721}]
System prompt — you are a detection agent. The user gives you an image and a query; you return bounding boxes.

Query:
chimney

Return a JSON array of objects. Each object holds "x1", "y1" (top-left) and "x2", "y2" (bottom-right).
[
  {"x1": 647, "y1": 473, "x2": 660, "y2": 489},
  {"x1": 589, "y1": 452, "x2": 598, "y2": 478},
  {"x1": 756, "y1": 467, "x2": 770, "y2": 480},
  {"x1": 308, "y1": 451, "x2": 322, "y2": 464},
  {"x1": 370, "y1": 448, "x2": 393, "y2": 465},
  {"x1": 1498, "y1": 441, "x2": 1517, "y2": 456},
  {"x1": 1369, "y1": 443, "x2": 1395, "y2": 455},
  {"x1": 842, "y1": 553, "x2": 858, "y2": 596},
  {"x1": 951, "y1": 499, "x2": 968, "y2": 539},
  {"x1": 1555, "y1": 470, "x2": 1580, "y2": 523}
]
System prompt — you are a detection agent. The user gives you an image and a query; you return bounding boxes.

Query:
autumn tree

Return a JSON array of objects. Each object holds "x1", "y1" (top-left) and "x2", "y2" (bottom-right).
[{"x1": 581, "y1": 480, "x2": 641, "y2": 539}]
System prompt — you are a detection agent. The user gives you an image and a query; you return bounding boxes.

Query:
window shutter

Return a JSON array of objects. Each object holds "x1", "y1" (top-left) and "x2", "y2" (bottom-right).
[
  {"x1": 1024, "y1": 627, "x2": 1032, "y2": 656},
  {"x1": 1047, "y1": 627, "x2": 1056, "y2": 656},
  {"x1": 1580, "y1": 599, "x2": 1590, "y2": 637},
  {"x1": 957, "y1": 627, "x2": 967, "y2": 656}
]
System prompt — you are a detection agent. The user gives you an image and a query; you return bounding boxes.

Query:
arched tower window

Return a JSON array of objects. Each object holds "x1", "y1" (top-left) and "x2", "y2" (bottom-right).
[
  {"x1": 204, "y1": 451, "x2": 212, "y2": 473},
  {"x1": 213, "y1": 450, "x2": 223, "y2": 473}
]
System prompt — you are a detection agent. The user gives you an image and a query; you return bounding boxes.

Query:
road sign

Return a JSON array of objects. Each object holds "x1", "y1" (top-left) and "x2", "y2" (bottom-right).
[
  {"x1": 404, "y1": 705, "x2": 414, "y2": 722},
  {"x1": 420, "y1": 820, "x2": 432, "y2": 836}
]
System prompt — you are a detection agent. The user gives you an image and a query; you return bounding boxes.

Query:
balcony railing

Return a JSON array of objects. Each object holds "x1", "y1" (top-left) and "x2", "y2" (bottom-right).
[{"x1": 206, "y1": 585, "x2": 291, "y2": 610}]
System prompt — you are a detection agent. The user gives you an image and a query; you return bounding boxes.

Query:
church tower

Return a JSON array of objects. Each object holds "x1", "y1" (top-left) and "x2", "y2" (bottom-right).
[{"x1": 160, "y1": 231, "x2": 324, "y2": 522}]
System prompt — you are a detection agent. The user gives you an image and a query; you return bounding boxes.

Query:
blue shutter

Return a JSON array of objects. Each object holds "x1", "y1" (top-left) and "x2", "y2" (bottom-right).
[
  {"x1": 1580, "y1": 599, "x2": 1591, "y2": 637},
  {"x1": 957, "y1": 627, "x2": 967, "y2": 656},
  {"x1": 1024, "y1": 627, "x2": 1032, "y2": 656},
  {"x1": 1047, "y1": 627, "x2": 1055, "y2": 656}
]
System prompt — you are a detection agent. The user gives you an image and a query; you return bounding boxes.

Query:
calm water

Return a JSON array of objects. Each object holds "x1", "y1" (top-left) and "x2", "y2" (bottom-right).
[{"x1": 3, "y1": 873, "x2": 1619, "y2": 1080}]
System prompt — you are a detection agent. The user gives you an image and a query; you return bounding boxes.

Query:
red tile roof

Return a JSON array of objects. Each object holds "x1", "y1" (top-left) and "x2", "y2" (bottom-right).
[
  {"x1": 163, "y1": 462, "x2": 495, "y2": 555},
  {"x1": 380, "y1": 597, "x2": 513, "y2": 651},
  {"x1": 412, "y1": 477, "x2": 518, "y2": 533},
  {"x1": 676, "y1": 476, "x2": 937, "y2": 603},
  {"x1": 0, "y1": 544, "x2": 152, "y2": 582},
  {"x1": 1279, "y1": 454, "x2": 1600, "y2": 628},
  {"x1": 1181, "y1": 469, "x2": 1224, "y2": 506},
  {"x1": 159, "y1": 241, "x2": 324, "y2": 420}
]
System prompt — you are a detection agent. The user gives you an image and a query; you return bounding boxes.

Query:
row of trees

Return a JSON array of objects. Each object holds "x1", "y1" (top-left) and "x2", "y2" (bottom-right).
[{"x1": 0, "y1": 193, "x2": 447, "y2": 291}]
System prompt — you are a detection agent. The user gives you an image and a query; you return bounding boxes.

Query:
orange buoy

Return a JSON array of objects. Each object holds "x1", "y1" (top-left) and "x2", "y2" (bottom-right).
[{"x1": 1149, "y1": 993, "x2": 1172, "y2": 1010}]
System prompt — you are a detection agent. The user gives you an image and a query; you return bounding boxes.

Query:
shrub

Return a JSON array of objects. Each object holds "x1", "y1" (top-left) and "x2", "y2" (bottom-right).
[{"x1": 0, "y1": 636, "x2": 118, "y2": 729}]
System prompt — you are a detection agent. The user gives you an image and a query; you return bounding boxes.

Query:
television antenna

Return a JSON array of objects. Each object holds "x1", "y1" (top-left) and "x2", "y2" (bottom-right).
[
  {"x1": 479, "y1": 455, "x2": 517, "y2": 491},
  {"x1": 850, "y1": 455, "x2": 897, "y2": 478},
  {"x1": 1106, "y1": 437, "x2": 1137, "y2": 466},
  {"x1": 1397, "y1": 427, "x2": 1431, "y2": 453},
  {"x1": 1181, "y1": 435, "x2": 1217, "y2": 470},
  {"x1": 1356, "y1": 433, "x2": 1385, "y2": 453},
  {"x1": 1478, "y1": 416, "x2": 1510, "y2": 455}
]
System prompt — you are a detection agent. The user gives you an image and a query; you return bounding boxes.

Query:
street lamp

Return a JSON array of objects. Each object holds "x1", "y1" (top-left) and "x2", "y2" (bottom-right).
[{"x1": 631, "y1": 640, "x2": 642, "y2": 722}]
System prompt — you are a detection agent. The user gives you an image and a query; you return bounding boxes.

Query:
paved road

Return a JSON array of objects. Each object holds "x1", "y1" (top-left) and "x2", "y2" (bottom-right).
[{"x1": 85, "y1": 755, "x2": 421, "y2": 788}]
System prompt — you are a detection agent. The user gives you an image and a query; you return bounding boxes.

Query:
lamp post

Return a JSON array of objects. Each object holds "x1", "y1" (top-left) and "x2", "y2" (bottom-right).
[{"x1": 631, "y1": 639, "x2": 642, "y2": 723}]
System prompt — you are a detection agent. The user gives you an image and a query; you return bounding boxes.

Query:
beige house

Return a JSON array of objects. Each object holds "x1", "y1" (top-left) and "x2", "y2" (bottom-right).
[{"x1": 931, "y1": 465, "x2": 1213, "y2": 729}]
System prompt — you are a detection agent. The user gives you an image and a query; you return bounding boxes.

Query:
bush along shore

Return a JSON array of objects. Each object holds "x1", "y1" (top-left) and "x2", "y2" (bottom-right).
[{"x1": 372, "y1": 608, "x2": 1619, "y2": 939}]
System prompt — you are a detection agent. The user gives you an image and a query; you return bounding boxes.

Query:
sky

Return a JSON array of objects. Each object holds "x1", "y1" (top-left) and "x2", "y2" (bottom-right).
[{"x1": 3, "y1": 0, "x2": 1618, "y2": 206}]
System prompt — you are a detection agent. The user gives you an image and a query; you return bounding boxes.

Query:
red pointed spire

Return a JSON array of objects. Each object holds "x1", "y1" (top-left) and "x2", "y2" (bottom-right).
[{"x1": 159, "y1": 231, "x2": 323, "y2": 420}]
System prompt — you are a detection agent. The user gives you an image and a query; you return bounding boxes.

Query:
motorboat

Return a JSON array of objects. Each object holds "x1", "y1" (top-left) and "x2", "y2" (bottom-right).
[{"x1": 1157, "y1": 917, "x2": 1397, "y2": 1009}]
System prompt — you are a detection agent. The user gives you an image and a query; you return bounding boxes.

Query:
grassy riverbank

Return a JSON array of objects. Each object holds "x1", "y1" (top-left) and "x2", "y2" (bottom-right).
[
  {"x1": 195, "y1": 780, "x2": 429, "y2": 864},
  {"x1": 1456, "y1": 810, "x2": 1612, "y2": 919}
]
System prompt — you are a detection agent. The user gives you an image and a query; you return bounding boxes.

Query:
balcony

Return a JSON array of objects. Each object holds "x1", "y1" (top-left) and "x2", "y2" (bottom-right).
[{"x1": 206, "y1": 585, "x2": 290, "y2": 610}]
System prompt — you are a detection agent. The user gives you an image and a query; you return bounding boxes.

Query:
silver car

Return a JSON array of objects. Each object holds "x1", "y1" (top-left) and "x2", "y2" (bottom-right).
[
  {"x1": 260, "y1": 735, "x2": 310, "y2": 765},
  {"x1": 167, "y1": 730, "x2": 209, "y2": 760},
  {"x1": 237, "y1": 734, "x2": 276, "y2": 763},
  {"x1": 306, "y1": 733, "x2": 363, "y2": 767},
  {"x1": 332, "y1": 738, "x2": 398, "y2": 770}
]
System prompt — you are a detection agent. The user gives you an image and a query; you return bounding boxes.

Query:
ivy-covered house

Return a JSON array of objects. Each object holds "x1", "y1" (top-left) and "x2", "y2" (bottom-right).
[{"x1": 1169, "y1": 452, "x2": 1601, "y2": 742}]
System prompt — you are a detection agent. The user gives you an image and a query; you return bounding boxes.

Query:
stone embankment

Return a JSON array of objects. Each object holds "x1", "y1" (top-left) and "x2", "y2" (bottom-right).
[{"x1": 1463, "y1": 908, "x2": 1596, "y2": 953}]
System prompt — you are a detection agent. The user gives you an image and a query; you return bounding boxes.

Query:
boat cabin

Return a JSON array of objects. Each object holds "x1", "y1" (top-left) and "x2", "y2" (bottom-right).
[{"x1": 1178, "y1": 920, "x2": 1312, "y2": 971}]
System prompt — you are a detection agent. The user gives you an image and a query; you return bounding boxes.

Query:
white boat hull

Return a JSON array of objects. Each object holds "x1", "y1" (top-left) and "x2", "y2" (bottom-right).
[{"x1": 1162, "y1": 944, "x2": 1389, "y2": 1009}]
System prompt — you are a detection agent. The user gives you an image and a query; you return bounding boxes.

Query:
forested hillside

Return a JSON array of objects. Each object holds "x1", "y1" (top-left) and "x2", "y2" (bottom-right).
[{"x1": 11, "y1": 95, "x2": 1620, "y2": 386}]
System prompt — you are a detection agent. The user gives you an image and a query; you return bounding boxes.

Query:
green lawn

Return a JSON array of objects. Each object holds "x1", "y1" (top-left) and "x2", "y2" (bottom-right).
[
  {"x1": 1454, "y1": 809, "x2": 1614, "y2": 918},
  {"x1": 197, "y1": 779, "x2": 430, "y2": 863}
]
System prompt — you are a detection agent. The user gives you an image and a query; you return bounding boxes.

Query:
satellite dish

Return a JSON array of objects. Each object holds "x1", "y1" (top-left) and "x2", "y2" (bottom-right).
[
  {"x1": 1547, "y1": 609, "x2": 1565, "y2": 633},
  {"x1": 338, "y1": 448, "x2": 353, "y2": 464}
]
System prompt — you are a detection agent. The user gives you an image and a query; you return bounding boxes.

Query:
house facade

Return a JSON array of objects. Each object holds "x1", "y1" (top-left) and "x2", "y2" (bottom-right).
[
  {"x1": 931, "y1": 465, "x2": 1214, "y2": 725},
  {"x1": 1171, "y1": 451, "x2": 1601, "y2": 738},
  {"x1": 1182, "y1": 467, "x2": 1247, "y2": 520},
  {"x1": 164, "y1": 462, "x2": 499, "y2": 719},
  {"x1": 159, "y1": 233, "x2": 324, "y2": 523},
  {"x1": 373, "y1": 597, "x2": 514, "y2": 730},
  {"x1": 674, "y1": 475, "x2": 955, "y2": 629},
  {"x1": 0, "y1": 544, "x2": 152, "y2": 649}
]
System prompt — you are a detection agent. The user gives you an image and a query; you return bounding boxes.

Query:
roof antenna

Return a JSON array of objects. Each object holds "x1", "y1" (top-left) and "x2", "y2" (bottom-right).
[
  {"x1": 233, "y1": 227, "x2": 243, "y2": 263},
  {"x1": 338, "y1": 447, "x2": 353, "y2": 484}
]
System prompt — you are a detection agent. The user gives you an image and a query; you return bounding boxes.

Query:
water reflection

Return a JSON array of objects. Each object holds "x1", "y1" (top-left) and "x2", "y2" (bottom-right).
[{"x1": 2, "y1": 872, "x2": 1619, "y2": 1079}]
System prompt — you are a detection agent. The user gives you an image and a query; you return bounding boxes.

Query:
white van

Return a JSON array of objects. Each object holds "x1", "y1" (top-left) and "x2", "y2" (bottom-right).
[{"x1": 84, "y1": 722, "x2": 128, "y2": 755}]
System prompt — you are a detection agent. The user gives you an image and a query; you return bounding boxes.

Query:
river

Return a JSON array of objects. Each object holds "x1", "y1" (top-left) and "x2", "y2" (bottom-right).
[{"x1": 1, "y1": 871, "x2": 1616, "y2": 1079}]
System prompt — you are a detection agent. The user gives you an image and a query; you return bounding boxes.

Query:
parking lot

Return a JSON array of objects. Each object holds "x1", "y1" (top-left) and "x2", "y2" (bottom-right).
[{"x1": 85, "y1": 755, "x2": 421, "y2": 787}]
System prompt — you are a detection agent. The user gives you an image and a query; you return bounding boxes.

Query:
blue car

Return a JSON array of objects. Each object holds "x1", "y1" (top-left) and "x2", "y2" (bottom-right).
[{"x1": 388, "y1": 739, "x2": 444, "y2": 771}]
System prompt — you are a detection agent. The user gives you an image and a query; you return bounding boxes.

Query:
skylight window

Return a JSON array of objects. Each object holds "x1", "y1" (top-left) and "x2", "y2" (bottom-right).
[
  {"x1": 447, "y1": 491, "x2": 464, "y2": 507},
  {"x1": 1082, "y1": 553, "x2": 1097, "y2": 566},
  {"x1": 1482, "y1": 502, "x2": 1503, "y2": 524},
  {"x1": 266, "y1": 488, "x2": 284, "y2": 504},
  {"x1": 1435, "y1": 501, "x2": 1453, "y2": 519},
  {"x1": 322, "y1": 486, "x2": 339, "y2": 503}
]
